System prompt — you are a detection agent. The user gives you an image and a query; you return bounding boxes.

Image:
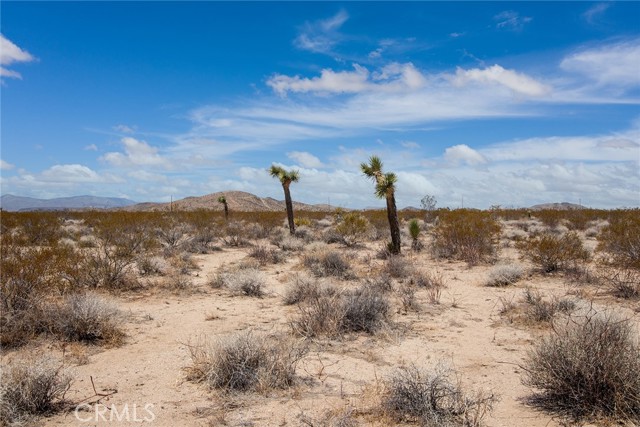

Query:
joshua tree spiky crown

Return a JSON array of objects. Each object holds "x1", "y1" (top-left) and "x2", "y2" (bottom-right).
[{"x1": 269, "y1": 165, "x2": 300, "y2": 185}]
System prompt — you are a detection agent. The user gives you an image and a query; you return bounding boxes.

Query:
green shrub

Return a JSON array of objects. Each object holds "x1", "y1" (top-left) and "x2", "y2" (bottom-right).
[
  {"x1": 597, "y1": 210, "x2": 640, "y2": 269},
  {"x1": 432, "y1": 210, "x2": 500, "y2": 265},
  {"x1": 517, "y1": 232, "x2": 589, "y2": 273},
  {"x1": 335, "y1": 212, "x2": 371, "y2": 246}
]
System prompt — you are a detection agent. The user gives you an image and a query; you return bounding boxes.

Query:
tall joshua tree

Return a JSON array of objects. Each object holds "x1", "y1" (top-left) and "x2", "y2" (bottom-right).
[
  {"x1": 269, "y1": 165, "x2": 300, "y2": 235},
  {"x1": 217, "y1": 195, "x2": 229, "y2": 221},
  {"x1": 361, "y1": 155, "x2": 401, "y2": 254}
]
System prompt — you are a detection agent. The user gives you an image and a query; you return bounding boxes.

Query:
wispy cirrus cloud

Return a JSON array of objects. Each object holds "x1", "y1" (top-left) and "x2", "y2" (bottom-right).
[
  {"x1": 583, "y1": 3, "x2": 611, "y2": 25},
  {"x1": 451, "y1": 64, "x2": 551, "y2": 97},
  {"x1": 494, "y1": 11, "x2": 533, "y2": 31},
  {"x1": 294, "y1": 10, "x2": 349, "y2": 54},
  {"x1": 560, "y1": 38, "x2": 640, "y2": 89},
  {"x1": 0, "y1": 34, "x2": 35, "y2": 80}
]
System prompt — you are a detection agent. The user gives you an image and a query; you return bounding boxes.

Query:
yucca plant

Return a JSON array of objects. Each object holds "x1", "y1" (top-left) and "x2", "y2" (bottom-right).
[
  {"x1": 361, "y1": 156, "x2": 401, "y2": 254},
  {"x1": 408, "y1": 219, "x2": 422, "y2": 251},
  {"x1": 269, "y1": 165, "x2": 300, "y2": 235}
]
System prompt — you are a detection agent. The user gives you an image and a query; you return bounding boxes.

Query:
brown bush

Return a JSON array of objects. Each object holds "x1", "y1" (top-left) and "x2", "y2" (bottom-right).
[
  {"x1": 517, "y1": 231, "x2": 589, "y2": 273},
  {"x1": 186, "y1": 332, "x2": 306, "y2": 393},
  {"x1": 0, "y1": 354, "x2": 72, "y2": 426},
  {"x1": 523, "y1": 312, "x2": 640, "y2": 423},
  {"x1": 432, "y1": 210, "x2": 500, "y2": 265},
  {"x1": 382, "y1": 363, "x2": 497, "y2": 427},
  {"x1": 597, "y1": 209, "x2": 640, "y2": 269}
]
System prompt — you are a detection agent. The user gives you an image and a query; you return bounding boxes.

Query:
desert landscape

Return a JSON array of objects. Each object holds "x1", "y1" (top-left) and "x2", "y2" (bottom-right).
[{"x1": 1, "y1": 192, "x2": 638, "y2": 427}]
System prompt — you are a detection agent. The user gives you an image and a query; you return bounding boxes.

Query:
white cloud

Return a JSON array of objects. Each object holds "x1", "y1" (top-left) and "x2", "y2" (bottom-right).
[
  {"x1": 452, "y1": 65, "x2": 551, "y2": 97},
  {"x1": 401, "y1": 141, "x2": 420, "y2": 149},
  {"x1": 83, "y1": 144, "x2": 98, "y2": 151},
  {"x1": 0, "y1": 34, "x2": 35, "y2": 80},
  {"x1": 268, "y1": 62, "x2": 427, "y2": 96},
  {"x1": 294, "y1": 10, "x2": 348, "y2": 54},
  {"x1": 0, "y1": 159, "x2": 15, "y2": 170},
  {"x1": 41, "y1": 164, "x2": 106, "y2": 183},
  {"x1": 113, "y1": 124, "x2": 136, "y2": 134},
  {"x1": 444, "y1": 144, "x2": 487, "y2": 166},
  {"x1": 560, "y1": 39, "x2": 640, "y2": 88},
  {"x1": 583, "y1": 3, "x2": 610, "y2": 24},
  {"x1": 494, "y1": 11, "x2": 533, "y2": 30},
  {"x1": 102, "y1": 137, "x2": 170, "y2": 168},
  {"x1": 287, "y1": 151, "x2": 324, "y2": 168}
]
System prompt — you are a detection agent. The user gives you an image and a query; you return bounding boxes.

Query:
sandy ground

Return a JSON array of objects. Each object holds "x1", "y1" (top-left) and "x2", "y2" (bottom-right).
[{"x1": 5, "y1": 227, "x2": 638, "y2": 427}]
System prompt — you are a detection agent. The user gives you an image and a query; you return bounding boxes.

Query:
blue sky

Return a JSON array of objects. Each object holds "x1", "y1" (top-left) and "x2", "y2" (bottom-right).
[{"x1": 1, "y1": 2, "x2": 639, "y2": 209}]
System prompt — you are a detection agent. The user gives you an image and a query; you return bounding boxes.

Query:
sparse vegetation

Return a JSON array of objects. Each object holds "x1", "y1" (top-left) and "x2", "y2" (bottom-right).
[
  {"x1": 186, "y1": 332, "x2": 306, "y2": 392},
  {"x1": 597, "y1": 209, "x2": 640, "y2": 269},
  {"x1": 517, "y1": 231, "x2": 590, "y2": 273},
  {"x1": 0, "y1": 355, "x2": 72, "y2": 426},
  {"x1": 335, "y1": 212, "x2": 371, "y2": 247},
  {"x1": 523, "y1": 311, "x2": 640, "y2": 423},
  {"x1": 485, "y1": 264, "x2": 525, "y2": 287},
  {"x1": 303, "y1": 248, "x2": 352, "y2": 278},
  {"x1": 215, "y1": 268, "x2": 266, "y2": 297},
  {"x1": 432, "y1": 210, "x2": 500, "y2": 265},
  {"x1": 381, "y1": 363, "x2": 497, "y2": 427}
]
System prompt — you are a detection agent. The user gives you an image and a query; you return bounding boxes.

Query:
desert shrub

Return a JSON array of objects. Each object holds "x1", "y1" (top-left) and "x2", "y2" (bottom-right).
[
  {"x1": 382, "y1": 363, "x2": 497, "y2": 427},
  {"x1": 364, "y1": 274, "x2": 394, "y2": 294},
  {"x1": 50, "y1": 292, "x2": 125, "y2": 345},
  {"x1": 93, "y1": 212, "x2": 156, "y2": 256},
  {"x1": 290, "y1": 291, "x2": 346, "y2": 338},
  {"x1": 303, "y1": 249, "x2": 352, "y2": 278},
  {"x1": 291, "y1": 286, "x2": 390, "y2": 337},
  {"x1": 156, "y1": 222, "x2": 189, "y2": 249},
  {"x1": 184, "y1": 228, "x2": 218, "y2": 254},
  {"x1": 383, "y1": 256, "x2": 414, "y2": 279},
  {"x1": 597, "y1": 266, "x2": 640, "y2": 299},
  {"x1": 137, "y1": 255, "x2": 167, "y2": 276},
  {"x1": 485, "y1": 264, "x2": 525, "y2": 287},
  {"x1": 342, "y1": 287, "x2": 390, "y2": 334},
  {"x1": 220, "y1": 221, "x2": 247, "y2": 247},
  {"x1": 522, "y1": 288, "x2": 576, "y2": 323},
  {"x1": 15, "y1": 212, "x2": 63, "y2": 246},
  {"x1": 79, "y1": 243, "x2": 137, "y2": 290},
  {"x1": 217, "y1": 268, "x2": 265, "y2": 297},
  {"x1": 432, "y1": 210, "x2": 501, "y2": 265},
  {"x1": 186, "y1": 332, "x2": 306, "y2": 392},
  {"x1": 335, "y1": 212, "x2": 371, "y2": 247},
  {"x1": 517, "y1": 232, "x2": 590, "y2": 273},
  {"x1": 278, "y1": 234, "x2": 306, "y2": 252},
  {"x1": 0, "y1": 355, "x2": 72, "y2": 426},
  {"x1": 597, "y1": 210, "x2": 640, "y2": 269},
  {"x1": 411, "y1": 270, "x2": 446, "y2": 290},
  {"x1": 398, "y1": 284, "x2": 419, "y2": 313},
  {"x1": 283, "y1": 274, "x2": 335, "y2": 305},
  {"x1": 163, "y1": 274, "x2": 195, "y2": 293},
  {"x1": 249, "y1": 245, "x2": 285, "y2": 265},
  {"x1": 298, "y1": 407, "x2": 358, "y2": 427},
  {"x1": 523, "y1": 312, "x2": 640, "y2": 422}
]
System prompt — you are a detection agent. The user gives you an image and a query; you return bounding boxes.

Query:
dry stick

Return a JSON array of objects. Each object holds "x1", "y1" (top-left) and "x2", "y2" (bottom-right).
[{"x1": 74, "y1": 376, "x2": 118, "y2": 406}]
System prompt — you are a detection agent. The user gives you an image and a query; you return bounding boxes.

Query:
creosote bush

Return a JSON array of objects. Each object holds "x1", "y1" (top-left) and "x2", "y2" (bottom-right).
[
  {"x1": 216, "y1": 268, "x2": 266, "y2": 297},
  {"x1": 51, "y1": 292, "x2": 125, "y2": 345},
  {"x1": 523, "y1": 312, "x2": 640, "y2": 423},
  {"x1": 291, "y1": 285, "x2": 390, "y2": 338},
  {"x1": 432, "y1": 210, "x2": 500, "y2": 265},
  {"x1": 0, "y1": 355, "x2": 73, "y2": 426},
  {"x1": 597, "y1": 209, "x2": 640, "y2": 269},
  {"x1": 303, "y1": 248, "x2": 352, "y2": 279},
  {"x1": 383, "y1": 255, "x2": 414, "y2": 279},
  {"x1": 485, "y1": 264, "x2": 525, "y2": 287},
  {"x1": 517, "y1": 231, "x2": 589, "y2": 273},
  {"x1": 335, "y1": 212, "x2": 371, "y2": 247},
  {"x1": 283, "y1": 274, "x2": 336, "y2": 305},
  {"x1": 186, "y1": 332, "x2": 306, "y2": 393},
  {"x1": 382, "y1": 363, "x2": 497, "y2": 427}
]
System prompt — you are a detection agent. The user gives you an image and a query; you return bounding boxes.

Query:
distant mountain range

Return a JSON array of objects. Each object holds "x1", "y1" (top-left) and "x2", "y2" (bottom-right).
[
  {"x1": 0, "y1": 194, "x2": 137, "y2": 212},
  {"x1": 0, "y1": 192, "x2": 589, "y2": 213},
  {"x1": 124, "y1": 191, "x2": 333, "y2": 212}
]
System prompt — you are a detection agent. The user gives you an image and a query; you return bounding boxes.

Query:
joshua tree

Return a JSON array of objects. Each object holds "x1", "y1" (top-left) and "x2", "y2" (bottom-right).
[
  {"x1": 361, "y1": 155, "x2": 401, "y2": 254},
  {"x1": 269, "y1": 165, "x2": 299, "y2": 235},
  {"x1": 218, "y1": 195, "x2": 229, "y2": 221}
]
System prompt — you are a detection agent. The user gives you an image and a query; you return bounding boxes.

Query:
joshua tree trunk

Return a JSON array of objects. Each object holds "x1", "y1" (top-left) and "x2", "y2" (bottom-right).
[
  {"x1": 386, "y1": 192, "x2": 401, "y2": 254},
  {"x1": 223, "y1": 203, "x2": 228, "y2": 221},
  {"x1": 283, "y1": 183, "x2": 295, "y2": 235}
]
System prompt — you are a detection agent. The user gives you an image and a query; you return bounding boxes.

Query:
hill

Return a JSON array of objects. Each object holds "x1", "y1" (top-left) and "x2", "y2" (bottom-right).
[
  {"x1": 0, "y1": 194, "x2": 137, "y2": 211},
  {"x1": 125, "y1": 191, "x2": 333, "y2": 212}
]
